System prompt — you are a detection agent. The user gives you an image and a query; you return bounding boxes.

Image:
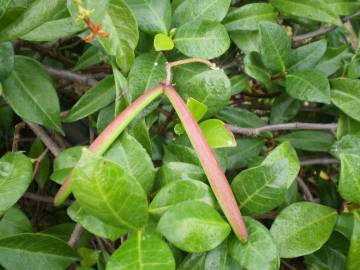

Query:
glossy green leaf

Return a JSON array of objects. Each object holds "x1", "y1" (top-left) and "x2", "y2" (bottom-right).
[
  {"x1": 2, "y1": 56, "x2": 62, "y2": 133},
  {"x1": 0, "y1": 207, "x2": 32, "y2": 238},
  {"x1": 0, "y1": 42, "x2": 13, "y2": 82},
  {"x1": 286, "y1": 70, "x2": 331, "y2": 104},
  {"x1": 288, "y1": 39, "x2": 327, "y2": 73},
  {"x1": 173, "y1": 0, "x2": 231, "y2": 26},
  {"x1": 0, "y1": 0, "x2": 65, "y2": 41},
  {"x1": 72, "y1": 149, "x2": 149, "y2": 231},
  {"x1": 128, "y1": 52, "x2": 166, "y2": 101},
  {"x1": 177, "y1": 253, "x2": 206, "y2": 270},
  {"x1": 200, "y1": 119, "x2": 236, "y2": 149},
  {"x1": 218, "y1": 107, "x2": 266, "y2": 128},
  {"x1": 204, "y1": 240, "x2": 241, "y2": 270},
  {"x1": 157, "y1": 201, "x2": 231, "y2": 252},
  {"x1": 347, "y1": 211, "x2": 360, "y2": 270},
  {"x1": 163, "y1": 143, "x2": 200, "y2": 166},
  {"x1": 21, "y1": 17, "x2": 83, "y2": 42},
  {"x1": 187, "y1": 98, "x2": 208, "y2": 122},
  {"x1": 0, "y1": 152, "x2": 32, "y2": 213},
  {"x1": 229, "y1": 217, "x2": 280, "y2": 270},
  {"x1": 64, "y1": 76, "x2": 115, "y2": 122},
  {"x1": 331, "y1": 134, "x2": 360, "y2": 158},
  {"x1": 325, "y1": 0, "x2": 360, "y2": 15},
  {"x1": 277, "y1": 131, "x2": 335, "y2": 152},
  {"x1": 339, "y1": 154, "x2": 360, "y2": 204},
  {"x1": 67, "y1": 202, "x2": 127, "y2": 241},
  {"x1": 0, "y1": 233, "x2": 78, "y2": 270},
  {"x1": 224, "y1": 3, "x2": 277, "y2": 32},
  {"x1": 232, "y1": 160, "x2": 289, "y2": 216},
  {"x1": 331, "y1": 78, "x2": 360, "y2": 122},
  {"x1": 154, "y1": 33, "x2": 174, "y2": 51},
  {"x1": 270, "y1": 0, "x2": 342, "y2": 25},
  {"x1": 230, "y1": 30, "x2": 259, "y2": 54},
  {"x1": 270, "y1": 202, "x2": 337, "y2": 258},
  {"x1": 149, "y1": 180, "x2": 216, "y2": 216},
  {"x1": 126, "y1": 0, "x2": 171, "y2": 34},
  {"x1": 337, "y1": 113, "x2": 360, "y2": 139},
  {"x1": 270, "y1": 94, "x2": 301, "y2": 124},
  {"x1": 259, "y1": 21, "x2": 291, "y2": 73},
  {"x1": 174, "y1": 20, "x2": 230, "y2": 59},
  {"x1": 335, "y1": 213, "x2": 354, "y2": 239},
  {"x1": 104, "y1": 132, "x2": 156, "y2": 194},
  {"x1": 244, "y1": 52, "x2": 273, "y2": 90},
  {"x1": 316, "y1": 45, "x2": 351, "y2": 76},
  {"x1": 230, "y1": 74, "x2": 250, "y2": 96},
  {"x1": 107, "y1": 231, "x2": 175, "y2": 270}
]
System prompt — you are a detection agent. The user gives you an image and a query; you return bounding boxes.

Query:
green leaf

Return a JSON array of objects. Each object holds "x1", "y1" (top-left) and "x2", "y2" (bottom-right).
[
  {"x1": 2, "y1": 56, "x2": 63, "y2": 133},
  {"x1": 104, "y1": 132, "x2": 156, "y2": 194},
  {"x1": 68, "y1": 0, "x2": 139, "y2": 72},
  {"x1": 178, "y1": 253, "x2": 206, "y2": 270},
  {"x1": 277, "y1": 131, "x2": 335, "y2": 152},
  {"x1": 0, "y1": 152, "x2": 32, "y2": 213},
  {"x1": 187, "y1": 98, "x2": 208, "y2": 122},
  {"x1": 286, "y1": 70, "x2": 331, "y2": 104},
  {"x1": 72, "y1": 149, "x2": 149, "y2": 231},
  {"x1": 230, "y1": 74, "x2": 250, "y2": 96},
  {"x1": 157, "y1": 201, "x2": 231, "y2": 252},
  {"x1": 149, "y1": 180, "x2": 216, "y2": 216},
  {"x1": 107, "y1": 231, "x2": 175, "y2": 270},
  {"x1": 64, "y1": 76, "x2": 115, "y2": 122},
  {"x1": 217, "y1": 107, "x2": 266, "y2": 128},
  {"x1": 173, "y1": 0, "x2": 231, "y2": 27},
  {"x1": 28, "y1": 139, "x2": 50, "y2": 188},
  {"x1": 288, "y1": 39, "x2": 327, "y2": 73},
  {"x1": 126, "y1": 0, "x2": 171, "y2": 34},
  {"x1": 200, "y1": 119, "x2": 236, "y2": 149},
  {"x1": 67, "y1": 202, "x2": 127, "y2": 241},
  {"x1": 339, "y1": 154, "x2": 360, "y2": 204},
  {"x1": 270, "y1": 94, "x2": 301, "y2": 124},
  {"x1": 331, "y1": 78, "x2": 360, "y2": 122},
  {"x1": 324, "y1": 0, "x2": 360, "y2": 16},
  {"x1": 331, "y1": 134, "x2": 360, "y2": 158},
  {"x1": 73, "y1": 46, "x2": 106, "y2": 72},
  {"x1": 337, "y1": 113, "x2": 360, "y2": 139},
  {"x1": 0, "y1": 42, "x2": 13, "y2": 82},
  {"x1": 259, "y1": 21, "x2": 291, "y2": 73},
  {"x1": 128, "y1": 52, "x2": 166, "y2": 101},
  {"x1": 224, "y1": 3, "x2": 277, "y2": 32},
  {"x1": 174, "y1": 20, "x2": 230, "y2": 59},
  {"x1": 231, "y1": 160, "x2": 289, "y2": 216},
  {"x1": 244, "y1": 52, "x2": 273, "y2": 90},
  {"x1": 347, "y1": 211, "x2": 360, "y2": 270},
  {"x1": 154, "y1": 33, "x2": 174, "y2": 51},
  {"x1": 230, "y1": 30, "x2": 259, "y2": 54},
  {"x1": 270, "y1": 202, "x2": 337, "y2": 258},
  {"x1": 0, "y1": 233, "x2": 78, "y2": 270},
  {"x1": 0, "y1": 207, "x2": 32, "y2": 238},
  {"x1": 0, "y1": 0, "x2": 66, "y2": 41},
  {"x1": 21, "y1": 17, "x2": 83, "y2": 42},
  {"x1": 316, "y1": 45, "x2": 351, "y2": 76},
  {"x1": 204, "y1": 240, "x2": 241, "y2": 270},
  {"x1": 335, "y1": 213, "x2": 354, "y2": 239},
  {"x1": 0, "y1": 0, "x2": 12, "y2": 20},
  {"x1": 270, "y1": 0, "x2": 342, "y2": 25},
  {"x1": 163, "y1": 143, "x2": 200, "y2": 166},
  {"x1": 229, "y1": 217, "x2": 280, "y2": 270}
]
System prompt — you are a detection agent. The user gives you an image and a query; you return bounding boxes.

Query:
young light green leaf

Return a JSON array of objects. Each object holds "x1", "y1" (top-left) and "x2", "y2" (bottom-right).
[
  {"x1": 229, "y1": 217, "x2": 280, "y2": 270},
  {"x1": 154, "y1": 33, "x2": 174, "y2": 51},
  {"x1": 0, "y1": 207, "x2": 32, "y2": 238},
  {"x1": 2, "y1": 56, "x2": 63, "y2": 133},
  {"x1": 72, "y1": 149, "x2": 149, "y2": 231},
  {"x1": 174, "y1": 20, "x2": 230, "y2": 60},
  {"x1": 149, "y1": 180, "x2": 216, "y2": 216},
  {"x1": 0, "y1": 152, "x2": 33, "y2": 213},
  {"x1": 126, "y1": 0, "x2": 171, "y2": 34},
  {"x1": 259, "y1": 21, "x2": 291, "y2": 73},
  {"x1": 347, "y1": 211, "x2": 360, "y2": 270},
  {"x1": 157, "y1": 201, "x2": 231, "y2": 252},
  {"x1": 270, "y1": 0, "x2": 342, "y2": 25},
  {"x1": 231, "y1": 160, "x2": 289, "y2": 216},
  {"x1": 331, "y1": 78, "x2": 360, "y2": 122},
  {"x1": 200, "y1": 119, "x2": 236, "y2": 149},
  {"x1": 107, "y1": 231, "x2": 176, "y2": 270},
  {"x1": 277, "y1": 131, "x2": 335, "y2": 152},
  {"x1": 0, "y1": 233, "x2": 78, "y2": 270},
  {"x1": 67, "y1": 202, "x2": 127, "y2": 241},
  {"x1": 0, "y1": 42, "x2": 13, "y2": 82},
  {"x1": 128, "y1": 52, "x2": 166, "y2": 101},
  {"x1": 286, "y1": 70, "x2": 331, "y2": 104},
  {"x1": 173, "y1": 0, "x2": 231, "y2": 27},
  {"x1": 270, "y1": 202, "x2": 337, "y2": 258},
  {"x1": 63, "y1": 76, "x2": 116, "y2": 122},
  {"x1": 187, "y1": 98, "x2": 208, "y2": 122},
  {"x1": 224, "y1": 3, "x2": 277, "y2": 32},
  {"x1": 104, "y1": 132, "x2": 156, "y2": 194},
  {"x1": 0, "y1": 0, "x2": 66, "y2": 41},
  {"x1": 339, "y1": 154, "x2": 360, "y2": 204}
]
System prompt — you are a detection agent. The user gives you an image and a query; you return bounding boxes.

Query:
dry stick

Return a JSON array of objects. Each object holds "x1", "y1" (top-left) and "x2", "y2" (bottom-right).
[
  {"x1": 292, "y1": 10, "x2": 360, "y2": 42},
  {"x1": 25, "y1": 122, "x2": 62, "y2": 156},
  {"x1": 12, "y1": 122, "x2": 26, "y2": 151},
  {"x1": 297, "y1": 177, "x2": 315, "y2": 202},
  {"x1": 301, "y1": 157, "x2": 339, "y2": 166},
  {"x1": 227, "y1": 122, "x2": 338, "y2": 136},
  {"x1": 32, "y1": 149, "x2": 49, "y2": 179},
  {"x1": 45, "y1": 66, "x2": 98, "y2": 86},
  {"x1": 23, "y1": 192, "x2": 73, "y2": 207},
  {"x1": 68, "y1": 224, "x2": 84, "y2": 248}
]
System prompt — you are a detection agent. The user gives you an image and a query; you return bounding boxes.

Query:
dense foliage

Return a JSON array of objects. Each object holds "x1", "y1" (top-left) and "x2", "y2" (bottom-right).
[{"x1": 1, "y1": 0, "x2": 360, "y2": 269}]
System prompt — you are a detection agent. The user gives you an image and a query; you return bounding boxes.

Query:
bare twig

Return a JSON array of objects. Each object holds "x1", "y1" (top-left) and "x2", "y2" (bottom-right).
[
  {"x1": 281, "y1": 260, "x2": 298, "y2": 270},
  {"x1": 300, "y1": 157, "x2": 339, "y2": 166},
  {"x1": 12, "y1": 122, "x2": 26, "y2": 151},
  {"x1": 68, "y1": 224, "x2": 84, "y2": 248},
  {"x1": 25, "y1": 122, "x2": 62, "y2": 156},
  {"x1": 32, "y1": 149, "x2": 49, "y2": 179},
  {"x1": 227, "y1": 122, "x2": 337, "y2": 136},
  {"x1": 23, "y1": 192, "x2": 73, "y2": 207},
  {"x1": 45, "y1": 66, "x2": 98, "y2": 86},
  {"x1": 297, "y1": 177, "x2": 315, "y2": 202}
]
